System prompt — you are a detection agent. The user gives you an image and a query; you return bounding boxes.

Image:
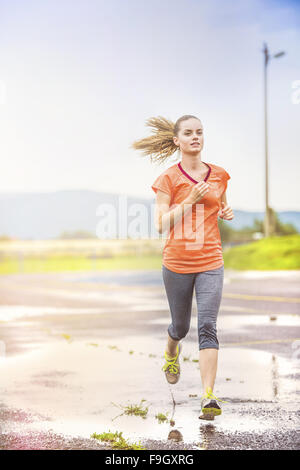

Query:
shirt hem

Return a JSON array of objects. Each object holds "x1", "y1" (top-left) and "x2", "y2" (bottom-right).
[{"x1": 162, "y1": 260, "x2": 224, "y2": 274}]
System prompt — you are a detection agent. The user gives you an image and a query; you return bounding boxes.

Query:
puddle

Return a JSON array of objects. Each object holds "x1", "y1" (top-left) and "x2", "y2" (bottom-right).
[
  {"x1": 0, "y1": 306, "x2": 111, "y2": 321},
  {"x1": 0, "y1": 303, "x2": 169, "y2": 322},
  {"x1": 0, "y1": 336, "x2": 298, "y2": 446},
  {"x1": 149, "y1": 313, "x2": 300, "y2": 330},
  {"x1": 1, "y1": 303, "x2": 299, "y2": 324},
  {"x1": 219, "y1": 313, "x2": 300, "y2": 328}
]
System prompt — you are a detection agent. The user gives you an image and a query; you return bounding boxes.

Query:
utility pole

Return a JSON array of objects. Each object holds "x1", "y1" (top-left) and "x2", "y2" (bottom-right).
[
  {"x1": 262, "y1": 43, "x2": 285, "y2": 238},
  {"x1": 263, "y1": 43, "x2": 270, "y2": 238}
]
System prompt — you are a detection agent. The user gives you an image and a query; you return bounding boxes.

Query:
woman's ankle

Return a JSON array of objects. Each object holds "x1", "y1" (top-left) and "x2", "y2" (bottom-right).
[
  {"x1": 165, "y1": 345, "x2": 178, "y2": 357},
  {"x1": 202, "y1": 385, "x2": 213, "y2": 395},
  {"x1": 166, "y1": 336, "x2": 179, "y2": 357}
]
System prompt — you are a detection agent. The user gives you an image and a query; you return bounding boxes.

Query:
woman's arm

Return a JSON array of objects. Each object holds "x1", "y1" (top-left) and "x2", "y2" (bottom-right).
[
  {"x1": 219, "y1": 191, "x2": 234, "y2": 220},
  {"x1": 221, "y1": 190, "x2": 227, "y2": 206},
  {"x1": 154, "y1": 190, "x2": 194, "y2": 234}
]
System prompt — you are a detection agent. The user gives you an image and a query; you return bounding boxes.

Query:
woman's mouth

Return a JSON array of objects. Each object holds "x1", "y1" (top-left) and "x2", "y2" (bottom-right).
[{"x1": 191, "y1": 143, "x2": 200, "y2": 146}]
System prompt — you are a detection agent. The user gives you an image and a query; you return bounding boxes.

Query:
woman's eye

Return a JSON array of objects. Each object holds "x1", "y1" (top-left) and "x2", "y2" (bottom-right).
[{"x1": 184, "y1": 132, "x2": 202, "y2": 135}]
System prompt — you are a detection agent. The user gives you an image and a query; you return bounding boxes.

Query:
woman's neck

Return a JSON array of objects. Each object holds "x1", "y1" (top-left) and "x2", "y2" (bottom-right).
[{"x1": 180, "y1": 153, "x2": 203, "y2": 171}]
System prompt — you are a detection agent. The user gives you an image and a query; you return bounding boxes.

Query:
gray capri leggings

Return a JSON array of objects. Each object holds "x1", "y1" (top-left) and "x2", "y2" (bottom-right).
[{"x1": 162, "y1": 264, "x2": 224, "y2": 350}]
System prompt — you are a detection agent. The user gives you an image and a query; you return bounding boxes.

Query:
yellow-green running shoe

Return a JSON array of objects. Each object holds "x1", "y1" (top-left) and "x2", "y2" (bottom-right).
[
  {"x1": 200, "y1": 386, "x2": 227, "y2": 418},
  {"x1": 162, "y1": 343, "x2": 182, "y2": 384}
]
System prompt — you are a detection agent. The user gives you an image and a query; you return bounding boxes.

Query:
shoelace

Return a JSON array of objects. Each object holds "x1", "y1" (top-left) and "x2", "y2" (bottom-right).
[
  {"x1": 202, "y1": 387, "x2": 228, "y2": 404},
  {"x1": 162, "y1": 349, "x2": 179, "y2": 375}
]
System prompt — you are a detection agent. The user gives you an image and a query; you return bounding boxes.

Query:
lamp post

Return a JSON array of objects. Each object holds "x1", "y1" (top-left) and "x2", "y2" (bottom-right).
[{"x1": 263, "y1": 43, "x2": 285, "y2": 238}]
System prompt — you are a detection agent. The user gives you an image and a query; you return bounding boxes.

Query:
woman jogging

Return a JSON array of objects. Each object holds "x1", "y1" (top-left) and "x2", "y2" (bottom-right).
[{"x1": 131, "y1": 115, "x2": 234, "y2": 419}]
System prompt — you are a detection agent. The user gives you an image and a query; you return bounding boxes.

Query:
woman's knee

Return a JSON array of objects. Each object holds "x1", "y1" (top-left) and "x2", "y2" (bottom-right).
[
  {"x1": 198, "y1": 320, "x2": 219, "y2": 349},
  {"x1": 168, "y1": 323, "x2": 190, "y2": 341}
]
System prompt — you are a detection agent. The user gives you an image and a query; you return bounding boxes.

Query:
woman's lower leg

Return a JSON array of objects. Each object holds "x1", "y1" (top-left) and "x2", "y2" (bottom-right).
[
  {"x1": 199, "y1": 348, "x2": 218, "y2": 392},
  {"x1": 166, "y1": 333, "x2": 179, "y2": 357}
]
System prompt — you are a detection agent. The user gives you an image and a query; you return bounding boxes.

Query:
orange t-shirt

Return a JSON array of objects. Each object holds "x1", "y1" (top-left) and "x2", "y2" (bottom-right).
[{"x1": 151, "y1": 161, "x2": 231, "y2": 273}]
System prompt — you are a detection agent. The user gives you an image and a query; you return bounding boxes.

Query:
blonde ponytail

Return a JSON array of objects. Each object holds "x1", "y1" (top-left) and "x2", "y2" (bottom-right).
[{"x1": 131, "y1": 114, "x2": 200, "y2": 165}]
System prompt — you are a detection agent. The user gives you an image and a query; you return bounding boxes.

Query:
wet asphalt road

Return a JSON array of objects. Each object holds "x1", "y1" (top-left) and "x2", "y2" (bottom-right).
[{"x1": 0, "y1": 268, "x2": 299, "y2": 450}]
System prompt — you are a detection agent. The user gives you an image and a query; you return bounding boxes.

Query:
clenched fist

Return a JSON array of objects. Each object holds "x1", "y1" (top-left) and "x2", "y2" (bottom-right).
[
  {"x1": 185, "y1": 181, "x2": 210, "y2": 205},
  {"x1": 218, "y1": 202, "x2": 234, "y2": 220}
]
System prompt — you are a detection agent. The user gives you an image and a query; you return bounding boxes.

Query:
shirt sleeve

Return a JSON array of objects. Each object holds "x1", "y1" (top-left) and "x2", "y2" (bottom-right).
[
  {"x1": 221, "y1": 169, "x2": 231, "y2": 196},
  {"x1": 151, "y1": 173, "x2": 173, "y2": 196},
  {"x1": 224, "y1": 169, "x2": 231, "y2": 181}
]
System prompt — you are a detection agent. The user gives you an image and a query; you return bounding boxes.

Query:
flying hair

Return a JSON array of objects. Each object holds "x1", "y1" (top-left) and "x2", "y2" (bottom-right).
[{"x1": 131, "y1": 115, "x2": 201, "y2": 165}]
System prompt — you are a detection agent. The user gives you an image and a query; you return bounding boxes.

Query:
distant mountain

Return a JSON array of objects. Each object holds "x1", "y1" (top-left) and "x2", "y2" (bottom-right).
[
  {"x1": 227, "y1": 210, "x2": 300, "y2": 232},
  {"x1": 0, "y1": 190, "x2": 154, "y2": 240},
  {"x1": 0, "y1": 190, "x2": 298, "y2": 240}
]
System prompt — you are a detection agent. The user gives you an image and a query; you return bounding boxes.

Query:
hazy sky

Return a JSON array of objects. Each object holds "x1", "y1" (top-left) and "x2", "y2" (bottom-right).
[{"x1": 0, "y1": 0, "x2": 299, "y2": 211}]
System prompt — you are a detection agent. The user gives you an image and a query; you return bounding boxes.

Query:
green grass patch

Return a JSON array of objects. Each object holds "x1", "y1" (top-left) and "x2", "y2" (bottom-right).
[
  {"x1": 91, "y1": 430, "x2": 145, "y2": 450},
  {"x1": 155, "y1": 412, "x2": 169, "y2": 424},
  {"x1": 112, "y1": 400, "x2": 149, "y2": 420},
  {"x1": 223, "y1": 234, "x2": 300, "y2": 270},
  {"x1": 61, "y1": 333, "x2": 72, "y2": 342},
  {"x1": 183, "y1": 355, "x2": 191, "y2": 362},
  {"x1": 0, "y1": 254, "x2": 162, "y2": 274},
  {"x1": 1, "y1": 235, "x2": 298, "y2": 274},
  {"x1": 108, "y1": 345, "x2": 121, "y2": 351}
]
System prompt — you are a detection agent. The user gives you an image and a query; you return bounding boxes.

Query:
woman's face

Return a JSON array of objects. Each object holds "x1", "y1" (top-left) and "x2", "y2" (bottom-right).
[{"x1": 173, "y1": 118, "x2": 204, "y2": 154}]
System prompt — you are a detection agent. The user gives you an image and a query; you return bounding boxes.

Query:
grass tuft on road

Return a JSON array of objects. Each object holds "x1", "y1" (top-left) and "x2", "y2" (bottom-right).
[{"x1": 91, "y1": 430, "x2": 145, "y2": 450}]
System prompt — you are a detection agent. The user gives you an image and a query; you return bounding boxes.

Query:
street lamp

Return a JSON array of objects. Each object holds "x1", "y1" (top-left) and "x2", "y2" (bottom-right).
[{"x1": 263, "y1": 43, "x2": 285, "y2": 238}]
